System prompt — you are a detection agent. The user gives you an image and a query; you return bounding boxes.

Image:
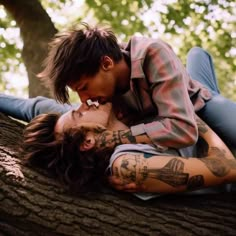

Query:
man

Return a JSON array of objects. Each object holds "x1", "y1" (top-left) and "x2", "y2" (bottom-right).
[
  {"x1": 38, "y1": 23, "x2": 236, "y2": 151},
  {"x1": 18, "y1": 101, "x2": 236, "y2": 198}
]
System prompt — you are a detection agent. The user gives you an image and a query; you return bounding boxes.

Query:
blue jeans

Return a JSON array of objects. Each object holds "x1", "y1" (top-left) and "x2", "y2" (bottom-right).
[
  {"x1": 186, "y1": 47, "x2": 236, "y2": 148},
  {"x1": 0, "y1": 95, "x2": 79, "y2": 122}
]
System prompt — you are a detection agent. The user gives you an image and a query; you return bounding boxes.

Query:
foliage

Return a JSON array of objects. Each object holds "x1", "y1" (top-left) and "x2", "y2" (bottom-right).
[
  {"x1": 85, "y1": 0, "x2": 236, "y2": 99},
  {"x1": 0, "y1": 0, "x2": 235, "y2": 99},
  {"x1": 86, "y1": 0, "x2": 152, "y2": 37},
  {"x1": 0, "y1": 6, "x2": 22, "y2": 90},
  {"x1": 159, "y1": 0, "x2": 236, "y2": 98}
]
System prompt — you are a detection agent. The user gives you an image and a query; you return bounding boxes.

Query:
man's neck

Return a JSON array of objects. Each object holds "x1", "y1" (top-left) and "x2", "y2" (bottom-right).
[{"x1": 107, "y1": 111, "x2": 129, "y2": 131}]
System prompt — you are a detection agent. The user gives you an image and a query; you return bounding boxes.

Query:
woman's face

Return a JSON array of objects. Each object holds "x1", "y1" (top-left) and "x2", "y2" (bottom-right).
[{"x1": 55, "y1": 102, "x2": 115, "y2": 134}]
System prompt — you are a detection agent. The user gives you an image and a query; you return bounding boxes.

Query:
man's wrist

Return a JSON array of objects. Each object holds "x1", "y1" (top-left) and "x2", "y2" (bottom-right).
[
  {"x1": 130, "y1": 124, "x2": 145, "y2": 136},
  {"x1": 95, "y1": 128, "x2": 151, "y2": 150},
  {"x1": 95, "y1": 129, "x2": 135, "y2": 149},
  {"x1": 113, "y1": 129, "x2": 151, "y2": 146}
]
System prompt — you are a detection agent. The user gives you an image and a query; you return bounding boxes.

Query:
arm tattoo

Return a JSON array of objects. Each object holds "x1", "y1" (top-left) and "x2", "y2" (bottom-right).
[
  {"x1": 147, "y1": 158, "x2": 189, "y2": 187},
  {"x1": 95, "y1": 129, "x2": 137, "y2": 149},
  {"x1": 196, "y1": 117, "x2": 208, "y2": 134},
  {"x1": 119, "y1": 155, "x2": 189, "y2": 187},
  {"x1": 200, "y1": 147, "x2": 231, "y2": 177},
  {"x1": 200, "y1": 158, "x2": 230, "y2": 177},
  {"x1": 118, "y1": 130, "x2": 136, "y2": 143},
  {"x1": 187, "y1": 175, "x2": 204, "y2": 190},
  {"x1": 120, "y1": 155, "x2": 148, "y2": 184},
  {"x1": 118, "y1": 149, "x2": 236, "y2": 190},
  {"x1": 94, "y1": 130, "x2": 122, "y2": 149}
]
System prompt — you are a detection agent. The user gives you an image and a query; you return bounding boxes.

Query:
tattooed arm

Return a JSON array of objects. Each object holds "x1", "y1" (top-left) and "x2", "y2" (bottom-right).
[
  {"x1": 196, "y1": 116, "x2": 234, "y2": 160},
  {"x1": 111, "y1": 116, "x2": 236, "y2": 193},
  {"x1": 94, "y1": 128, "x2": 151, "y2": 150},
  {"x1": 112, "y1": 152, "x2": 236, "y2": 193}
]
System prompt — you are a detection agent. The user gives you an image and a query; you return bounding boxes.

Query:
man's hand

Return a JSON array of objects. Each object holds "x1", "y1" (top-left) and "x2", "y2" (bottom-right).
[{"x1": 108, "y1": 176, "x2": 146, "y2": 193}]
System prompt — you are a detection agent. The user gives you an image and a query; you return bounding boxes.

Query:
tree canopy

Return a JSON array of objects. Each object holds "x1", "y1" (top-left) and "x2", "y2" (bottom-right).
[{"x1": 0, "y1": 0, "x2": 235, "y2": 99}]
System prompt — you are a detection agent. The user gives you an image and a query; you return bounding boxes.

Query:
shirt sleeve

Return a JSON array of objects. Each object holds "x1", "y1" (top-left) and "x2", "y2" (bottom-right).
[{"x1": 131, "y1": 42, "x2": 198, "y2": 149}]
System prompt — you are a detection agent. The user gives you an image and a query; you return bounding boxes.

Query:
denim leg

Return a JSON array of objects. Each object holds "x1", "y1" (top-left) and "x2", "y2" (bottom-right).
[
  {"x1": 198, "y1": 95, "x2": 236, "y2": 147},
  {"x1": 186, "y1": 47, "x2": 236, "y2": 148},
  {"x1": 186, "y1": 47, "x2": 220, "y2": 95},
  {"x1": 0, "y1": 93, "x2": 80, "y2": 122}
]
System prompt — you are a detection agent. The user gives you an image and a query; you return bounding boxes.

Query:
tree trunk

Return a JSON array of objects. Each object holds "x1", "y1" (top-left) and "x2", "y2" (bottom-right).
[
  {"x1": 0, "y1": 0, "x2": 57, "y2": 98},
  {"x1": 0, "y1": 113, "x2": 236, "y2": 236}
]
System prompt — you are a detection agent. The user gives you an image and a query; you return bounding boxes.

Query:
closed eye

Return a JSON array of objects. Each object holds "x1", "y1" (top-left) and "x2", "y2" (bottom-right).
[
  {"x1": 77, "y1": 84, "x2": 88, "y2": 92},
  {"x1": 71, "y1": 110, "x2": 83, "y2": 120},
  {"x1": 71, "y1": 110, "x2": 75, "y2": 120}
]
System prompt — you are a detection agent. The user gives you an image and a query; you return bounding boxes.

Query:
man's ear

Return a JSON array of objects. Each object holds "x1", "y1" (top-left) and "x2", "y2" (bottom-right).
[
  {"x1": 79, "y1": 132, "x2": 96, "y2": 151},
  {"x1": 101, "y1": 56, "x2": 114, "y2": 71}
]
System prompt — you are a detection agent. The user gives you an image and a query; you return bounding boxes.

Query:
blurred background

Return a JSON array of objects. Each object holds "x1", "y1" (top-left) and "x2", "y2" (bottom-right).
[{"x1": 0, "y1": 0, "x2": 235, "y2": 102}]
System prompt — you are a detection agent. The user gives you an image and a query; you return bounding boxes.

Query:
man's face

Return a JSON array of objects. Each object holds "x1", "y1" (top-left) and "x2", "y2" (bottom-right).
[
  {"x1": 54, "y1": 103, "x2": 113, "y2": 134},
  {"x1": 69, "y1": 57, "x2": 116, "y2": 104},
  {"x1": 69, "y1": 72, "x2": 115, "y2": 104}
]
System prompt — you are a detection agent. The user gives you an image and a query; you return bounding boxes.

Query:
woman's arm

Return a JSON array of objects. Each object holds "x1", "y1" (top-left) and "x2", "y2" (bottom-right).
[{"x1": 111, "y1": 116, "x2": 236, "y2": 193}]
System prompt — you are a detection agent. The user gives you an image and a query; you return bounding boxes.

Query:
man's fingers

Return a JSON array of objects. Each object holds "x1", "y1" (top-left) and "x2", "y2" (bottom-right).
[{"x1": 108, "y1": 176, "x2": 123, "y2": 185}]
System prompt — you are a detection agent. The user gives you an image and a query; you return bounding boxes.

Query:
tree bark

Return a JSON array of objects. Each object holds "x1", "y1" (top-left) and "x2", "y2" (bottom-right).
[
  {"x1": 0, "y1": 0, "x2": 57, "y2": 98},
  {"x1": 0, "y1": 113, "x2": 236, "y2": 236}
]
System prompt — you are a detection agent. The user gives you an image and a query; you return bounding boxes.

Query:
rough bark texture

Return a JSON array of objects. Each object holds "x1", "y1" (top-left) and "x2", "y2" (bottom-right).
[
  {"x1": 0, "y1": 0, "x2": 57, "y2": 98},
  {"x1": 0, "y1": 113, "x2": 236, "y2": 236}
]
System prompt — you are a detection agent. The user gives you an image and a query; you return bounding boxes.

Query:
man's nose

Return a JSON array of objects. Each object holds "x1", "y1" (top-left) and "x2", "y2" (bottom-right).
[{"x1": 78, "y1": 92, "x2": 90, "y2": 103}]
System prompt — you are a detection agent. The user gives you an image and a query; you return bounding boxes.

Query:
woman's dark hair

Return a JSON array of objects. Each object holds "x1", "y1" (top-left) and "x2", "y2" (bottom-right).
[
  {"x1": 39, "y1": 22, "x2": 123, "y2": 104},
  {"x1": 21, "y1": 113, "x2": 112, "y2": 193}
]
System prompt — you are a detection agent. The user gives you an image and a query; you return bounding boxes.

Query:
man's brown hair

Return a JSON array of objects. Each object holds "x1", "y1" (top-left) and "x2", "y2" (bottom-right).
[
  {"x1": 21, "y1": 113, "x2": 112, "y2": 193},
  {"x1": 39, "y1": 23, "x2": 122, "y2": 104}
]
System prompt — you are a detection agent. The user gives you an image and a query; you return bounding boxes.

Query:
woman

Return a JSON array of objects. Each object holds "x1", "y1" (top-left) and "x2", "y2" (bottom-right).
[{"x1": 20, "y1": 101, "x2": 236, "y2": 198}]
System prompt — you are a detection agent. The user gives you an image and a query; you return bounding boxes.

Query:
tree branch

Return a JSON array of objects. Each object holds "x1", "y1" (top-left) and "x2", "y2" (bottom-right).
[{"x1": 0, "y1": 113, "x2": 236, "y2": 236}]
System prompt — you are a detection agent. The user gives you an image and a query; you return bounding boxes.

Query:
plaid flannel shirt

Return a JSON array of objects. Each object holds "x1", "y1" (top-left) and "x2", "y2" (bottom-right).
[{"x1": 117, "y1": 36, "x2": 212, "y2": 150}]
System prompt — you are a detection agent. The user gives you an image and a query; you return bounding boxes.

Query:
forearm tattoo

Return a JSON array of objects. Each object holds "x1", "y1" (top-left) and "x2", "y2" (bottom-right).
[
  {"x1": 118, "y1": 154, "x2": 196, "y2": 188},
  {"x1": 196, "y1": 117, "x2": 208, "y2": 134},
  {"x1": 187, "y1": 175, "x2": 204, "y2": 190},
  {"x1": 117, "y1": 150, "x2": 236, "y2": 191},
  {"x1": 147, "y1": 158, "x2": 189, "y2": 187},
  {"x1": 199, "y1": 147, "x2": 236, "y2": 177},
  {"x1": 95, "y1": 129, "x2": 136, "y2": 149}
]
